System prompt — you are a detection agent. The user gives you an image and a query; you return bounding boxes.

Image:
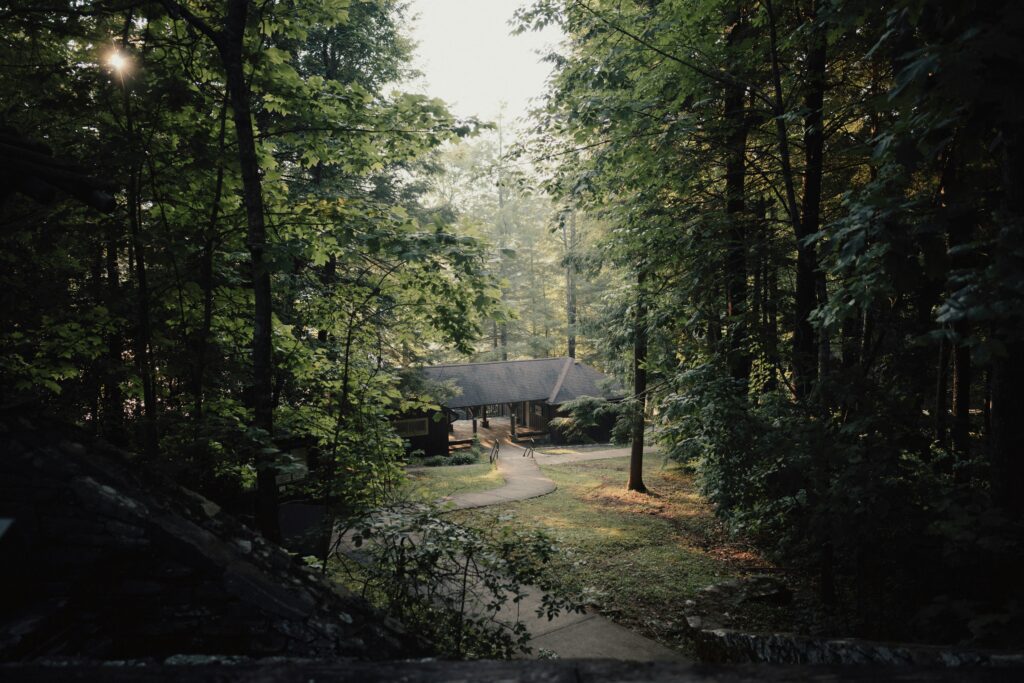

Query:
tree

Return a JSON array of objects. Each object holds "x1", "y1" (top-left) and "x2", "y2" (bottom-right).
[
  {"x1": 519, "y1": 0, "x2": 1024, "y2": 637},
  {"x1": 0, "y1": 0, "x2": 496, "y2": 546}
]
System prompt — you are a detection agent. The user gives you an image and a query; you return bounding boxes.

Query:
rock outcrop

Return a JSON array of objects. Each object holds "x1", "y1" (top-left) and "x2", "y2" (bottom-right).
[{"x1": 0, "y1": 415, "x2": 425, "y2": 662}]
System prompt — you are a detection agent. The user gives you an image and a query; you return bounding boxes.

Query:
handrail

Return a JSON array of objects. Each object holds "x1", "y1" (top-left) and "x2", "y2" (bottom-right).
[{"x1": 488, "y1": 441, "x2": 500, "y2": 465}]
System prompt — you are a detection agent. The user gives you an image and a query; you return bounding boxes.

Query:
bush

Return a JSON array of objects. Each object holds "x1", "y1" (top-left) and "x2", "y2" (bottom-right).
[
  {"x1": 656, "y1": 363, "x2": 1024, "y2": 641},
  {"x1": 447, "y1": 452, "x2": 478, "y2": 466},
  {"x1": 421, "y1": 452, "x2": 479, "y2": 467},
  {"x1": 335, "y1": 503, "x2": 582, "y2": 658},
  {"x1": 549, "y1": 395, "x2": 627, "y2": 444}
]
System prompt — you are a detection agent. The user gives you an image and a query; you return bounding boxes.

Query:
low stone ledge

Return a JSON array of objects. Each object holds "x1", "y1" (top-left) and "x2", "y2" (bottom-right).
[
  {"x1": 3, "y1": 658, "x2": 1024, "y2": 682},
  {"x1": 690, "y1": 627, "x2": 1024, "y2": 668}
]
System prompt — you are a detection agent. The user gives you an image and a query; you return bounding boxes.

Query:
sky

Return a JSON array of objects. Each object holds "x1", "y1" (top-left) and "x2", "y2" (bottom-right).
[{"x1": 405, "y1": 0, "x2": 562, "y2": 130}]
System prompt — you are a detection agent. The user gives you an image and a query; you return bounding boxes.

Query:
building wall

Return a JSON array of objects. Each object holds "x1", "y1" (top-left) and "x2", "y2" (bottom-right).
[
  {"x1": 526, "y1": 401, "x2": 547, "y2": 430},
  {"x1": 395, "y1": 411, "x2": 449, "y2": 457}
]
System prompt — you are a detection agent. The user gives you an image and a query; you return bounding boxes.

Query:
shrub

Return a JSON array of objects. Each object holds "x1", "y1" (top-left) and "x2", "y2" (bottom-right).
[
  {"x1": 447, "y1": 452, "x2": 478, "y2": 466},
  {"x1": 657, "y1": 363, "x2": 1024, "y2": 640},
  {"x1": 335, "y1": 503, "x2": 582, "y2": 658},
  {"x1": 550, "y1": 395, "x2": 627, "y2": 443}
]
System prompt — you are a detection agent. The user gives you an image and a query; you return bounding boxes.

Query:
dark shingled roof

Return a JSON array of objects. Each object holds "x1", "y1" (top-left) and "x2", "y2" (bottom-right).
[{"x1": 420, "y1": 357, "x2": 623, "y2": 409}]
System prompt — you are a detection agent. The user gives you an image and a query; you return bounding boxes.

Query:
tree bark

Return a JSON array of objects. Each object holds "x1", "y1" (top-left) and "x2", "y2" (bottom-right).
[
  {"x1": 951, "y1": 328, "x2": 972, "y2": 459},
  {"x1": 193, "y1": 100, "x2": 228, "y2": 425},
  {"x1": 934, "y1": 334, "x2": 950, "y2": 447},
  {"x1": 565, "y1": 212, "x2": 577, "y2": 358},
  {"x1": 765, "y1": 0, "x2": 819, "y2": 400},
  {"x1": 104, "y1": 224, "x2": 126, "y2": 444},
  {"x1": 220, "y1": 0, "x2": 279, "y2": 542},
  {"x1": 119, "y1": 39, "x2": 158, "y2": 458},
  {"x1": 723, "y1": 5, "x2": 751, "y2": 388},
  {"x1": 799, "y1": 3, "x2": 835, "y2": 606},
  {"x1": 796, "y1": 9, "x2": 827, "y2": 400},
  {"x1": 990, "y1": 127, "x2": 1024, "y2": 521},
  {"x1": 627, "y1": 268, "x2": 648, "y2": 493},
  {"x1": 763, "y1": 213, "x2": 780, "y2": 391}
]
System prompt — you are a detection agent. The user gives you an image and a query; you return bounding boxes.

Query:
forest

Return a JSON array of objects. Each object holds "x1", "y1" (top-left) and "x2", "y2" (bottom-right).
[{"x1": 1, "y1": 0, "x2": 1023, "y2": 670}]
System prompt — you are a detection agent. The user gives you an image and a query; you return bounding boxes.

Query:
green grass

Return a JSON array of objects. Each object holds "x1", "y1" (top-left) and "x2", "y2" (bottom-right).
[
  {"x1": 536, "y1": 443, "x2": 620, "y2": 455},
  {"x1": 405, "y1": 462, "x2": 505, "y2": 500},
  {"x1": 451, "y1": 454, "x2": 774, "y2": 654}
]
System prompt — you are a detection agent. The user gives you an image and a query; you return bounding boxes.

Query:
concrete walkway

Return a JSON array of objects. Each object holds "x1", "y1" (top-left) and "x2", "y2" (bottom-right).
[
  {"x1": 536, "y1": 445, "x2": 656, "y2": 466},
  {"x1": 442, "y1": 440, "x2": 683, "y2": 662},
  {"x1": 437, "y1": 443, "x2": 555, "y2": 509}
]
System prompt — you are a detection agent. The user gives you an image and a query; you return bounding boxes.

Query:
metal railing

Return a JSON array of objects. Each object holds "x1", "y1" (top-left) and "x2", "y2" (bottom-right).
[{"x1": 488, "y1": 441, "x2": 500, "y2": 465}]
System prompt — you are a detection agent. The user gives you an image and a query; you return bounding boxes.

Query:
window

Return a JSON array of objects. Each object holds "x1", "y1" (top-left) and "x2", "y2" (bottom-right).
[{"x1": 394, "y1": 418, "x2": 429, "y2": 438}]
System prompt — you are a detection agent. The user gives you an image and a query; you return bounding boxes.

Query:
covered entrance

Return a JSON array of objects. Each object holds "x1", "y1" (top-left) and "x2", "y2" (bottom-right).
[{"x1": 410, "y1": 357, "x2": 623, "y2": 456}]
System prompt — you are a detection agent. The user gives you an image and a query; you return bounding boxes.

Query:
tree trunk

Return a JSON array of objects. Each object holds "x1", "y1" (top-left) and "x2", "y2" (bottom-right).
[
  {"x1": 951, "y1": 327, "x2": 972, "y2": 460},
  {"x1": 797, "y1": 13, "x2": 827, "y2": 400},
  {"x1": 935, "y1": 335, "x2": 950, "y2": 447},
  {"x1": 990, "y1": 127, "x2": 1024, "y2": 521},
  {"x1": 763, "y1": 214, "x2": 780, "y2": 391},
  {"x1": 104, "y1": 224, "x2": 125, "y2": 444},
  {"x1": 121, "y1": 64, "x2": 158, "y2": 458},
  {"x1": 841, "y1": 313, "x2": 862, "y2": 370},
  {"x1": 627, "y1": 268, "x2": 648, "y2": 493},
  {"x1": 991, "y1": 340, "x2": 1024, "y2": 521},
  {"x1": 765, "y1": 0, "x2": 818, "y2": 400},
  {"x1": 565, "y1": 212, "x2": 577, "y2": 358},
  {"x1": 800, "y1": 5, "x2": 835, "y2": 606},
  {"x1": 723, "y1": 5, "x2": 751, "y2": 388},
  {"x1": 193, "y1": 101, "x2": 228, "y2": 425},
  {"x1": 220, "y1": 0, "x2": 279, "y2": 542}
]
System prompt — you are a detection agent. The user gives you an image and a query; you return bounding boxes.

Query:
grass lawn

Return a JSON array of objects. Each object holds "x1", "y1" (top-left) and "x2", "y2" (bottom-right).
[
  {"x1": 536, "y1": 443, "x2": 619, "y2": 455},
  {"x1": 405, "y1": 462, "x2": 504, "y2": 500},
  {"x1": 451, "y1": 453, "x2": 779, "y2": 655}
]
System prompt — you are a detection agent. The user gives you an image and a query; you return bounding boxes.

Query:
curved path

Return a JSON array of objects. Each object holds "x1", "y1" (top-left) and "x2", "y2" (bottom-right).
[
  {"x1": 442, "y1": 439, "x2": 684, "y2": 662},
  {"x1": 438, "y1": 442, "x2": 555, "y2": 509}
]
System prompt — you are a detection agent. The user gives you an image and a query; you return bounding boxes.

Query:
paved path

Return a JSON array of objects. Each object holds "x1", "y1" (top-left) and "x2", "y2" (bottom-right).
[
  {"x1": 535, "y1": 445, "x2": 656, "y2": 466},
  {"x1": 442, "y1": 440, "x2": 683, "y2": 662},
  {"x1": 437, "y1": 443, "x2": 555, "y2": 509}
]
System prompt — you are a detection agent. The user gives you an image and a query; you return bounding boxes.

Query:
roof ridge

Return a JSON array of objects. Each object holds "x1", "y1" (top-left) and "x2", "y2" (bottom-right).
[{"x1": 548, "y1": 357, "x2": 575, "y2": 404}]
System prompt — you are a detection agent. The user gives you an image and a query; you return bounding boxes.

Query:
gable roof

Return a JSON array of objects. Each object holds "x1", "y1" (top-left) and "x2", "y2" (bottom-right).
[{"x1": 420, "y1": 357, "x2": 623, "y2": 409}]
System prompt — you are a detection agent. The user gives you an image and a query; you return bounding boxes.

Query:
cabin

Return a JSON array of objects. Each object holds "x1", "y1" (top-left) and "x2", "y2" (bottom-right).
[{"x1": 399, "y1": 357, "x2": 623, "y2": 456}]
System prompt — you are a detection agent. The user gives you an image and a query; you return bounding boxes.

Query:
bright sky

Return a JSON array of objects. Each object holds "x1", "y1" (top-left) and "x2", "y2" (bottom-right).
[{"x1": 406, "y1": 0, "x2": 562, "y2": 130}]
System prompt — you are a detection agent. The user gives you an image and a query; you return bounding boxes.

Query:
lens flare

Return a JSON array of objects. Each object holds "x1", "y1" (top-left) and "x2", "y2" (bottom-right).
[{"x1": 107, "y1": 51, "x2": 128, "y2": 73}]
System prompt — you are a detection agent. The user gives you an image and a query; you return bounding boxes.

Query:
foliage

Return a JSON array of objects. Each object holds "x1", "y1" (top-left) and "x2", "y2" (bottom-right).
[
  {"x1": 454, "y1": 454, "x2": 781, "y2": 654},
  {"x1": 550, "y1": 395, "x2": 629, "y2": 444},
  {"x1": 518, "y1": 0, "x2": 1024, "y2": 643},
  {"x1": 421, "y1": 452, "x2": 479, "y2": 467},
  {"x1": 336, "y1": 503, "x2": 582, "y2": 659},
  {"x1": 0, "y1": 0, "x2": 498, "y2": 531}
]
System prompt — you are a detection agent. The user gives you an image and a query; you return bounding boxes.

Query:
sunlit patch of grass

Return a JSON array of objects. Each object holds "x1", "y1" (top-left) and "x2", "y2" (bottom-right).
[
  {"x1": 452, "y1": 453, "x2": 776, "y2": 655},
  {"x1": 404, "y1": 463, "x2": 504, "y2": 501},
  {"x1": 536, "y1": 443, "x2": 618, "y2": 455}
]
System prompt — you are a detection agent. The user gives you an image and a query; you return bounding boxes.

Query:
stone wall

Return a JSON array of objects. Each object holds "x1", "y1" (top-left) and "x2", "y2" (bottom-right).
[
  {"x1": 689, "y1": 624, "x2": 1024, "y2": 668},
  {"x1": 2, "y1": 658, "x2": 1023, "y2": 682}
]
